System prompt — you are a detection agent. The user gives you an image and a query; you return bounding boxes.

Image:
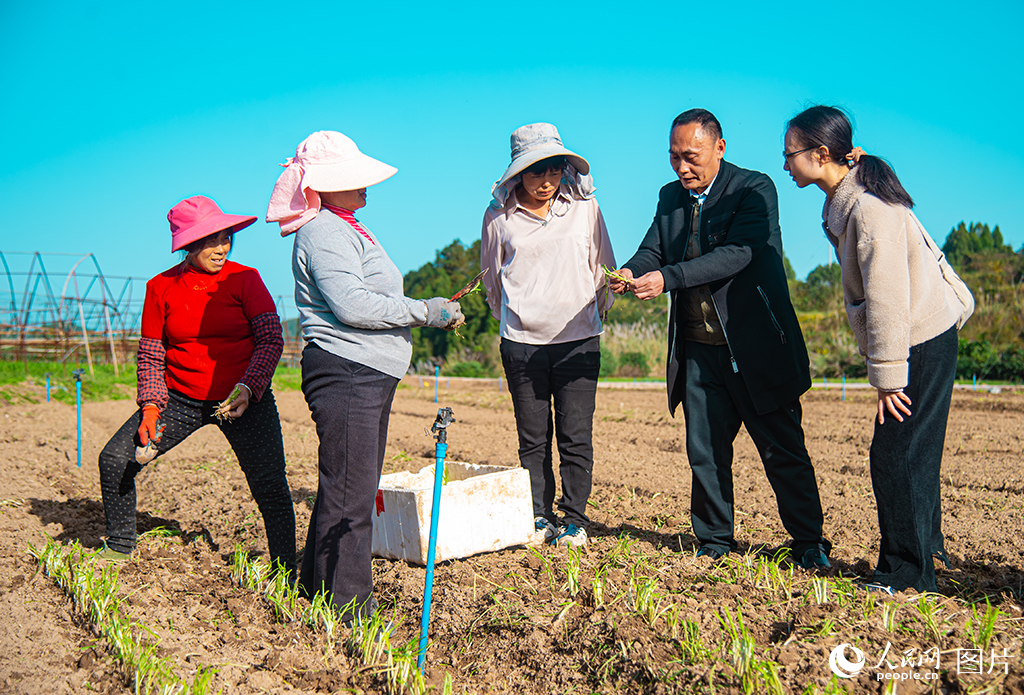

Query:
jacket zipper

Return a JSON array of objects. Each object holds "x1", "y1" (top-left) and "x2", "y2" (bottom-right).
[
  {"x1": 709, "y1": 294, "x2": 739, "y2": 373},
  {"x1": 667, "y1": 295, "x2": 676, "y2": 367},
  {"x1": 757, "y1": 286, "x2": 787, "y2": 344}
]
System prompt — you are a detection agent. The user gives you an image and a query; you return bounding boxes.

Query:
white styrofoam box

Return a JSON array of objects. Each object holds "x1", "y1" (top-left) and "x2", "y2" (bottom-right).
[{"x1": 371, "y1": 461, "x2": 533, "y2": 565}]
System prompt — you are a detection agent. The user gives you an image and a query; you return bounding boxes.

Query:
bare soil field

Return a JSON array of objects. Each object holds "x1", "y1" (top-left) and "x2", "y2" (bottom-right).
[{"x1": 1, "y1": 378, "x2": 1022, "y2": 694}]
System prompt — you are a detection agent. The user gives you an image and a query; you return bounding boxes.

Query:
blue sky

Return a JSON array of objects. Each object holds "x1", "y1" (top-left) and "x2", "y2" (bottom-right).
[{"x1": 2, "y1": 1, "x2": 1022, "y2": 317}]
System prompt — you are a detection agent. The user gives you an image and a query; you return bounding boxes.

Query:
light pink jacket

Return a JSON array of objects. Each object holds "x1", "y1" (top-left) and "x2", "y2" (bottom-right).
[{"x1": 825, "y1": 168, "x2": 962, "y2": 390}]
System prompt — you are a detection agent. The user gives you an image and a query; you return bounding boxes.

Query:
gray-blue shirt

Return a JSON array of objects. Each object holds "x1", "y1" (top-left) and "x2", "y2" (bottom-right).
[{"x1": 292, "y1": 210, "x2": 428, "y2": 378}]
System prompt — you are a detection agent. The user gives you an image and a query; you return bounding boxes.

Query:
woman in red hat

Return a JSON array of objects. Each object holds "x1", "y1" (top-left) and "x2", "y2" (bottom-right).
[{"x1": 96, "y1": 195, "x2": 295, "y2": 575}]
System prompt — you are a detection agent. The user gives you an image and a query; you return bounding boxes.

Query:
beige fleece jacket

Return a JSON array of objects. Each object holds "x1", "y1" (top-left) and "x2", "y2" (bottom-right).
[{"x1": 825, "y1": 168, "x2": 961, "y2": 390}]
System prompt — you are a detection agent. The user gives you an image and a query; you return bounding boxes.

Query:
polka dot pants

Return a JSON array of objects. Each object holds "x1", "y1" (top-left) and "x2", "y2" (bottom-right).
[{"x1": 98, "y1": 389, "x2": 296, "y2": 573}]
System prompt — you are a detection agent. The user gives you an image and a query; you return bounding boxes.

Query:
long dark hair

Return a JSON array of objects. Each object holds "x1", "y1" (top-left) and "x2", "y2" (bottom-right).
[{"x1": 786, "y1": 105, "x2": 914, "y2": 208}]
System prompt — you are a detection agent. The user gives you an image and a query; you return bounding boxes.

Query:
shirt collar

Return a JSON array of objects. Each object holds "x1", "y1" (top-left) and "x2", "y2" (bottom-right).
[{"x1": 690, "y1": 171, "x2": 719, "y2": 204}]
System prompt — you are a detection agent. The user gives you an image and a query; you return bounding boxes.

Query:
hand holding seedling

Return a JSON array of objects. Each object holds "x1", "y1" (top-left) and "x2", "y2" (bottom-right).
[
  {"x1": 138, "y1": 405, "x2": 162, "y2": 445},
  {"x1": 630, "y1": 270, "x2": 666, "y2": 300},
  {"x1": 603, "y1": 265, "x2": 634, "y2": 296},
  {"x1": 423, "y1": 297, "x2": 464, "y2": 330},
  {"x1": 136, "y1": 404, "x2": 165, "y2": 464},
  {"x1": 603, "y1": 265, "x2": 634, "y2": 293},
  {"x1": 444, "y1": 302, "x2": 466, "y2": 331},
  {"x1": 216, "y1": 384, "x2": 250, "y2": 422}
]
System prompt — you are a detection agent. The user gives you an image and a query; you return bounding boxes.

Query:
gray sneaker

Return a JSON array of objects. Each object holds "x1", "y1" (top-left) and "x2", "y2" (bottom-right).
[{"x1": 554, "y1": 524, "x2": 587, "y2": 548}]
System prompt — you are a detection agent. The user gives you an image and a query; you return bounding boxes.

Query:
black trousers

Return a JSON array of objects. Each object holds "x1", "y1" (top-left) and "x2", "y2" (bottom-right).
[
  {"x1": 681, "y1": 341, "x2": 828, "y2": 557},
  {"x1": 870, "y1": 326, "x2": 957, "y2": 593},
  {"x1": 500, "y1": 336, "x2": 600, "y2": 527},
  {"x1": 299, "y1": 344, "x2": 398, "y2": 618},
  {"x1": 98, "y1": 389, "x2": 296, "y2": 572}
]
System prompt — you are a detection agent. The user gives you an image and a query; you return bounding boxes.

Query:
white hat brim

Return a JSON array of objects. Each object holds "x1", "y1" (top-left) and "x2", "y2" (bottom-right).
[
  {"x1": 304, "y1": 152, "x2": 398, "y2": 193},
  {"x1": 494, "y1": 147, "x2": 590, "y2": 191}
]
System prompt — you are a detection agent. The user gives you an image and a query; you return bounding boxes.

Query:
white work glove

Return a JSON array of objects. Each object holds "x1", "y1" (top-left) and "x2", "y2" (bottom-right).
[{"x1": 422, "y1": 297, "x2": 465, "y2": 330}]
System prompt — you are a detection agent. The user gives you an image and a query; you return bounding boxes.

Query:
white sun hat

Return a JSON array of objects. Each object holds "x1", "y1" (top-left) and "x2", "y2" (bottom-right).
[
  {"x1": 492, "y1": 123, "x2": 590, "y2": 192},
  {"x1": 266, "y1": 130, "x2": 397, "y2": 236}
]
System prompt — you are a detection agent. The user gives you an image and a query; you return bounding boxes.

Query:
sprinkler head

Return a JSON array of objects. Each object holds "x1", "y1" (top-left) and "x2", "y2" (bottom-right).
[
  {"x1": 430, "y1": 407, "x2": 456, "y2": 443},
  {"x1": 72, "y1": 368, "x2": 84, "y2": 382}
]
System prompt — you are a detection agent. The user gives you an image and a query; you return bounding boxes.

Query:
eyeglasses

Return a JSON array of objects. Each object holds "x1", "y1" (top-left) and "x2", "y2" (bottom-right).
[{"x1": 783, "y1": 145, "x2": 817, "y2": 160}]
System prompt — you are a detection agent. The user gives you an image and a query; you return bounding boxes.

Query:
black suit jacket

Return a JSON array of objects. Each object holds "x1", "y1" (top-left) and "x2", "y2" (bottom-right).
[{"x1": 623, "y1": 160, "x2": 810, "y2": 416}]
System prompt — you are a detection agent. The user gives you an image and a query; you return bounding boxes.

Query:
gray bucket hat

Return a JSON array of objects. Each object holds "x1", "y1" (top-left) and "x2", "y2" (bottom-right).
[{"x1": 493, "y1": 123, "x2": 590, "y2": 191}]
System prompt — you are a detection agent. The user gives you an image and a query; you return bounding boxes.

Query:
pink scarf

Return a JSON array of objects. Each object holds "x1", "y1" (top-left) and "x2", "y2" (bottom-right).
[{"x1": 321, "y1": 203, "x2": 375, "y2": 245}]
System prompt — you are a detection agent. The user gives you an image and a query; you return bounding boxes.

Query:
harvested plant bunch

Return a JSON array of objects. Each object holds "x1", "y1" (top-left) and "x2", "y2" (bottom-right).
[{"x1": 215, "y1": 385, "x2": 244, "y2": 422}]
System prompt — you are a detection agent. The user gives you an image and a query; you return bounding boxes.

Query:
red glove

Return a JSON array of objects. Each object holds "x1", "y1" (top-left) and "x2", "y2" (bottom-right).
[{"x1": 138, "y1": 404, "x2": 162, "y2": 445}]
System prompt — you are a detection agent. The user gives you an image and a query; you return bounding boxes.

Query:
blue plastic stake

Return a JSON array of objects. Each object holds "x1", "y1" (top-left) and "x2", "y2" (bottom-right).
[
  {"x1": 973, "y1": 374, "x2": 976, "y2": 391},
  {"x1": 45, "y1": 373, "x2": 51, "y2": 402},
  {"x1": 498, "y1": 376, "x2": 502, "y2": 392},
  {"x1": 823, "y1": 376, "x2": 827, "y2": 388},
  {"x1": 73, "y1": 369, "x2": 84, "y2": 468},
  {"x1": 842, "y1": 374, "x2": 846, "y2": 402},
  {"x1": 434, "y1": 365, "x2": 439, "y2": 403},
  {"x1": 419, "y1": 407, "x2": 454, "y2": 672}
]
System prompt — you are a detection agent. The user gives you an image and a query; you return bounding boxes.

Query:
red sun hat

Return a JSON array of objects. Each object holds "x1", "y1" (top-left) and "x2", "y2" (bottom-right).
[{"x1": 168, "y1": 196, "x2": 258, "y2": 252}]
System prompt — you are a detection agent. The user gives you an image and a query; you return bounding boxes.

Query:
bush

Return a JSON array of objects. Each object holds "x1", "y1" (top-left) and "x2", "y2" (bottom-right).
[
  {"x1": 617, "y1": 351, "x2": 650, "y2": 378},
  {"x1": 957, "y1": 339, "x2": 1024, "y2": 382},
  {"x1": 599, "y1": 343, "x2": 618, "y2": 378},
  {"x1": 445, "y1": 361, "x2": 487, "y2": 378}
]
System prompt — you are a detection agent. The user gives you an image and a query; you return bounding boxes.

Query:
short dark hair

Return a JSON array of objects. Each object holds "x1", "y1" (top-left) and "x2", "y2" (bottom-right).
[
  {"x1": 671, "y1": 108, "x2": 723, "y2": 141},
  {"x1": 522, "y1": 155, "x2": 566, "y2": 177},
  {"x1": 786, "y1": 105, "x2": 914, "y2": 208}
]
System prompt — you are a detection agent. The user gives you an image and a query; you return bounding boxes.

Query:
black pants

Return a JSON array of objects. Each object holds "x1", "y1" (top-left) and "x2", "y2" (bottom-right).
[
  {"x1": 500, "y1": 336, "x2": 600, "y2": 527},
  {"x1": 682, "y1": 341, "x2": 828, "y2": 557},
  {"x1": 870, "y1": 326, "x2": 957, "y2": 593},
  {"x1": 98, "y1": 389, "x2": 296, "y2": 572},
  {"x1": 299, "y1": 344, "x2": 398, "y2": 618}
]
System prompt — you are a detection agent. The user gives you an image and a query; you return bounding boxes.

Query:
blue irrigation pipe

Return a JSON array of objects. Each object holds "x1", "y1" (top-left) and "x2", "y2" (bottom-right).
[
  {"x1": 434, "y1": 365, "x2": 439, "y2": 403},
  {"x1": 418, "y1": 407, "x2": 455, "y2": 672},
  {"x1": 73, "y1": 369, "x2": 84, "y2": 468},
  {"x1": 45, "y1": 373, "x2": 51, "y2": 402},
  {"x1": 842, "y1": 374, "x2": 846, "y2": 402}
]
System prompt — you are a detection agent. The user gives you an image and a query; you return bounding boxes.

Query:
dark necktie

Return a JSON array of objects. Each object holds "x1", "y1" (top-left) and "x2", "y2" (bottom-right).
[{"x1": 691, "y1": 197, "x2": 703, "y2": 239}]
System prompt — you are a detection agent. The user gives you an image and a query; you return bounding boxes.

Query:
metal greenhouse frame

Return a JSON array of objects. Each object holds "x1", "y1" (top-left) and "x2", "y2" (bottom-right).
[{"x1": 0, "y1": 251, "x2": 146, "y2": 375}]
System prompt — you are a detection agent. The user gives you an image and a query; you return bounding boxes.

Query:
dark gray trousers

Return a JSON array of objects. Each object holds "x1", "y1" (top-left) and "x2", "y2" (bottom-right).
[
  {"x1": 500, "y1": 336, "x2": 600, "y2": 527},
  {"x1": 870, "y1": 326, "x2": 957, "y2": 592},
  {"x1": 682, "y1": 341, "x2": 828, "y2": 557},
  {"x1": 98, "y1": 389, "x2": 296, "y2": 572},
  {"x1": 299, "y1": 344, "x2": 398, "y2": 618}
]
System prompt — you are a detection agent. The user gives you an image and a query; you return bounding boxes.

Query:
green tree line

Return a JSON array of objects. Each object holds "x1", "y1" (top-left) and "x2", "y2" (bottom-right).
[
  {"x1": 791, "y1": 221, "x2": 1024, "y2": 381},
  {"x1": 405, "y1": 222, "x2": 1024, "y2": 382}
]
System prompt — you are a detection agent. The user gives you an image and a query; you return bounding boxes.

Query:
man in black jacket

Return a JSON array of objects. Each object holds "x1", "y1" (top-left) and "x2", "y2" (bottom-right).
[{"x1": 611, "y1": 109, "x2": 830, "y2": 567}]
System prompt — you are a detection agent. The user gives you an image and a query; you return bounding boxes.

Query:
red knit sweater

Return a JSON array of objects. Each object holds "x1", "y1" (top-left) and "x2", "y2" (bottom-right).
[{"x1": 141, "y1": 261, "x2": 278, "y2": 401}]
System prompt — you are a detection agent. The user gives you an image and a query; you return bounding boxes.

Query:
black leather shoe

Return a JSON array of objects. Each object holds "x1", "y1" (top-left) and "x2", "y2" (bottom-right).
[{"x1": 696, "y1": 546, "x2": 724, "y2": 561}]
